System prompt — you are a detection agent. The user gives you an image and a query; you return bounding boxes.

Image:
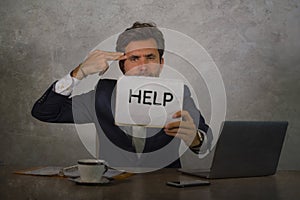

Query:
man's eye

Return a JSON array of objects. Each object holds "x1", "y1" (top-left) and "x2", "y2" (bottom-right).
[
  {"x1": 129, "y1": 57, "x2": 139, "y2": 62},
  {"x1": 146, "y1": 55, "x2": 156, "y2": 60}
]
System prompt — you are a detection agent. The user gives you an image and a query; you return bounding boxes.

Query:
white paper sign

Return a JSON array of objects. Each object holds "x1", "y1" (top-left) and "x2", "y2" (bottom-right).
[{"x1": 115, "y1": 76, "x2": 184, "y2": 127}]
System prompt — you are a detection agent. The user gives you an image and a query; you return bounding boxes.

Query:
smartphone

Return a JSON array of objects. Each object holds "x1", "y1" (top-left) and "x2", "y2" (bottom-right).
[{"x1": 166, "y1": 180, "x2": 210, "y2": 188}]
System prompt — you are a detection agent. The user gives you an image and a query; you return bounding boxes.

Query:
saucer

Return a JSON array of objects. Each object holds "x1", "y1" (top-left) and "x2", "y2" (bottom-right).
[{"x1": 68, "y1": 177, "x2": 110, "y2": 185}]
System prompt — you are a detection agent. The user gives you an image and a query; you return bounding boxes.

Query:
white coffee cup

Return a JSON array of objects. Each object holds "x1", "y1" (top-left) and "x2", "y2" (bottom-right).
[{"x1": 77, "y1": 159, "x2": 108, "y2": 182}]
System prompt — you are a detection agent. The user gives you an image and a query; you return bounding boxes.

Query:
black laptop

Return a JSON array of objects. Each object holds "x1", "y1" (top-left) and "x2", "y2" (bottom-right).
[{"x1": 179, "y1": 121, "x2": 288, "y2": 179}]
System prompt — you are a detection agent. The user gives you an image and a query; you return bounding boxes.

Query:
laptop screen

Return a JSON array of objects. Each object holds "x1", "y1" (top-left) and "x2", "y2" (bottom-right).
[{"x1": 180, "y1": 121, "x2": 288, "y2": 179}]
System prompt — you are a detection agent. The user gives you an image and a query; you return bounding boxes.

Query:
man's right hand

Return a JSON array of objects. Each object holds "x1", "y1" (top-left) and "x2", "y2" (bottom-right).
[{"x1": 71, "y1": 50, "x2": 127, "y2": 80}]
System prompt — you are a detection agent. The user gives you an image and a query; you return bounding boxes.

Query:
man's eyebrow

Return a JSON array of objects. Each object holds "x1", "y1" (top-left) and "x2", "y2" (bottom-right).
[
  {"x1": 126, "y1": 53, "x2": 156, "y2": 59},
  {"x1": 145, "y1": 53, "x2": 156, "y2": 58},
  {"x1": 128, "y1": 55, "x2": 140, "y2": 59}
]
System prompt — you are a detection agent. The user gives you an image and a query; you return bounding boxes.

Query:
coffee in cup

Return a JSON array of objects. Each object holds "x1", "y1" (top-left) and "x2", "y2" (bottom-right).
[{"x1": 77, "y1": 159, "x2": 108, "y2": 182}]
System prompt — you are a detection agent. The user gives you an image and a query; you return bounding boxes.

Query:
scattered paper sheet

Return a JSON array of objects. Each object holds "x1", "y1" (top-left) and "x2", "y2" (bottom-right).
[{"x1": 14, "y1": 166, "x2": 131, "y2": 180}]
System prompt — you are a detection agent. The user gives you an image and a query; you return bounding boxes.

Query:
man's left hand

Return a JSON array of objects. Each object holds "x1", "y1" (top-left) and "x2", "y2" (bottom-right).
[{"x1": 164, "y1": 110, "x2": 201, "y2": 148}]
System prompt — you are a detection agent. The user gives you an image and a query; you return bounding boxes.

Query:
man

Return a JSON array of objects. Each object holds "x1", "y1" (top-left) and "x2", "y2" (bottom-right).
[{"x1": 32, "y1": 22, "x2": 211, "y2": 169}]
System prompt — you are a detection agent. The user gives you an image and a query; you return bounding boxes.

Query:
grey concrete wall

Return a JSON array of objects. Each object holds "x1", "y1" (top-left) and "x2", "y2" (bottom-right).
[{"x1": 0, "y1": 0, "x2": 299, "y2": 169}]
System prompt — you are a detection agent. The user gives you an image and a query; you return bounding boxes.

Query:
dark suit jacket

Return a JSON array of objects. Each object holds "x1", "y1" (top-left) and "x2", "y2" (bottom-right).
[{"x1": 32, "y1": 79, "x2": 210, "y2": 168}]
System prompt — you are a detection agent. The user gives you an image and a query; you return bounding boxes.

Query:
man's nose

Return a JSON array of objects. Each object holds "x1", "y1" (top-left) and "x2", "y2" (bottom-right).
[
  {"x1": 139, "y1": 57, "x2": 149, "y2": 65},
  {"x1": 136, "y1": 58, "x2": 149, "y2": 70}
]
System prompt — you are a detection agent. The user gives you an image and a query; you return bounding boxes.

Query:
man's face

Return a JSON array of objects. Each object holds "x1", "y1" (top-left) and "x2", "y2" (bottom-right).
[{"x1": 123, "y1": 38, "x2": 164, "y2": 77}]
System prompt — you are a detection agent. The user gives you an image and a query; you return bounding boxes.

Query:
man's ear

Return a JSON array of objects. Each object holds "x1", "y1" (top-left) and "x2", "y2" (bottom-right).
[
  {"x1": 160, "y1": 57, "x2": 164, "y2": 70},
  {"x1": 119, "y1": 60, "x2": 125, "y2": 74}
]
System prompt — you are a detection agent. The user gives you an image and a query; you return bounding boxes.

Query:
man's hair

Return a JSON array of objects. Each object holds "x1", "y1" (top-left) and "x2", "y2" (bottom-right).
[{"x1": 116, "y1": 22, "x2": 165, "y2": 74}]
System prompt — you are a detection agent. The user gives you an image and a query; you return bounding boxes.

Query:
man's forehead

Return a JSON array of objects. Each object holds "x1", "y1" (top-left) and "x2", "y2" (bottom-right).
[
  {"x1": 125, "y1": 38, "x2": 159, "y2": 53},
  {"x1": 125, "y1": 48, "x2": 158, "y2": 57}
]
